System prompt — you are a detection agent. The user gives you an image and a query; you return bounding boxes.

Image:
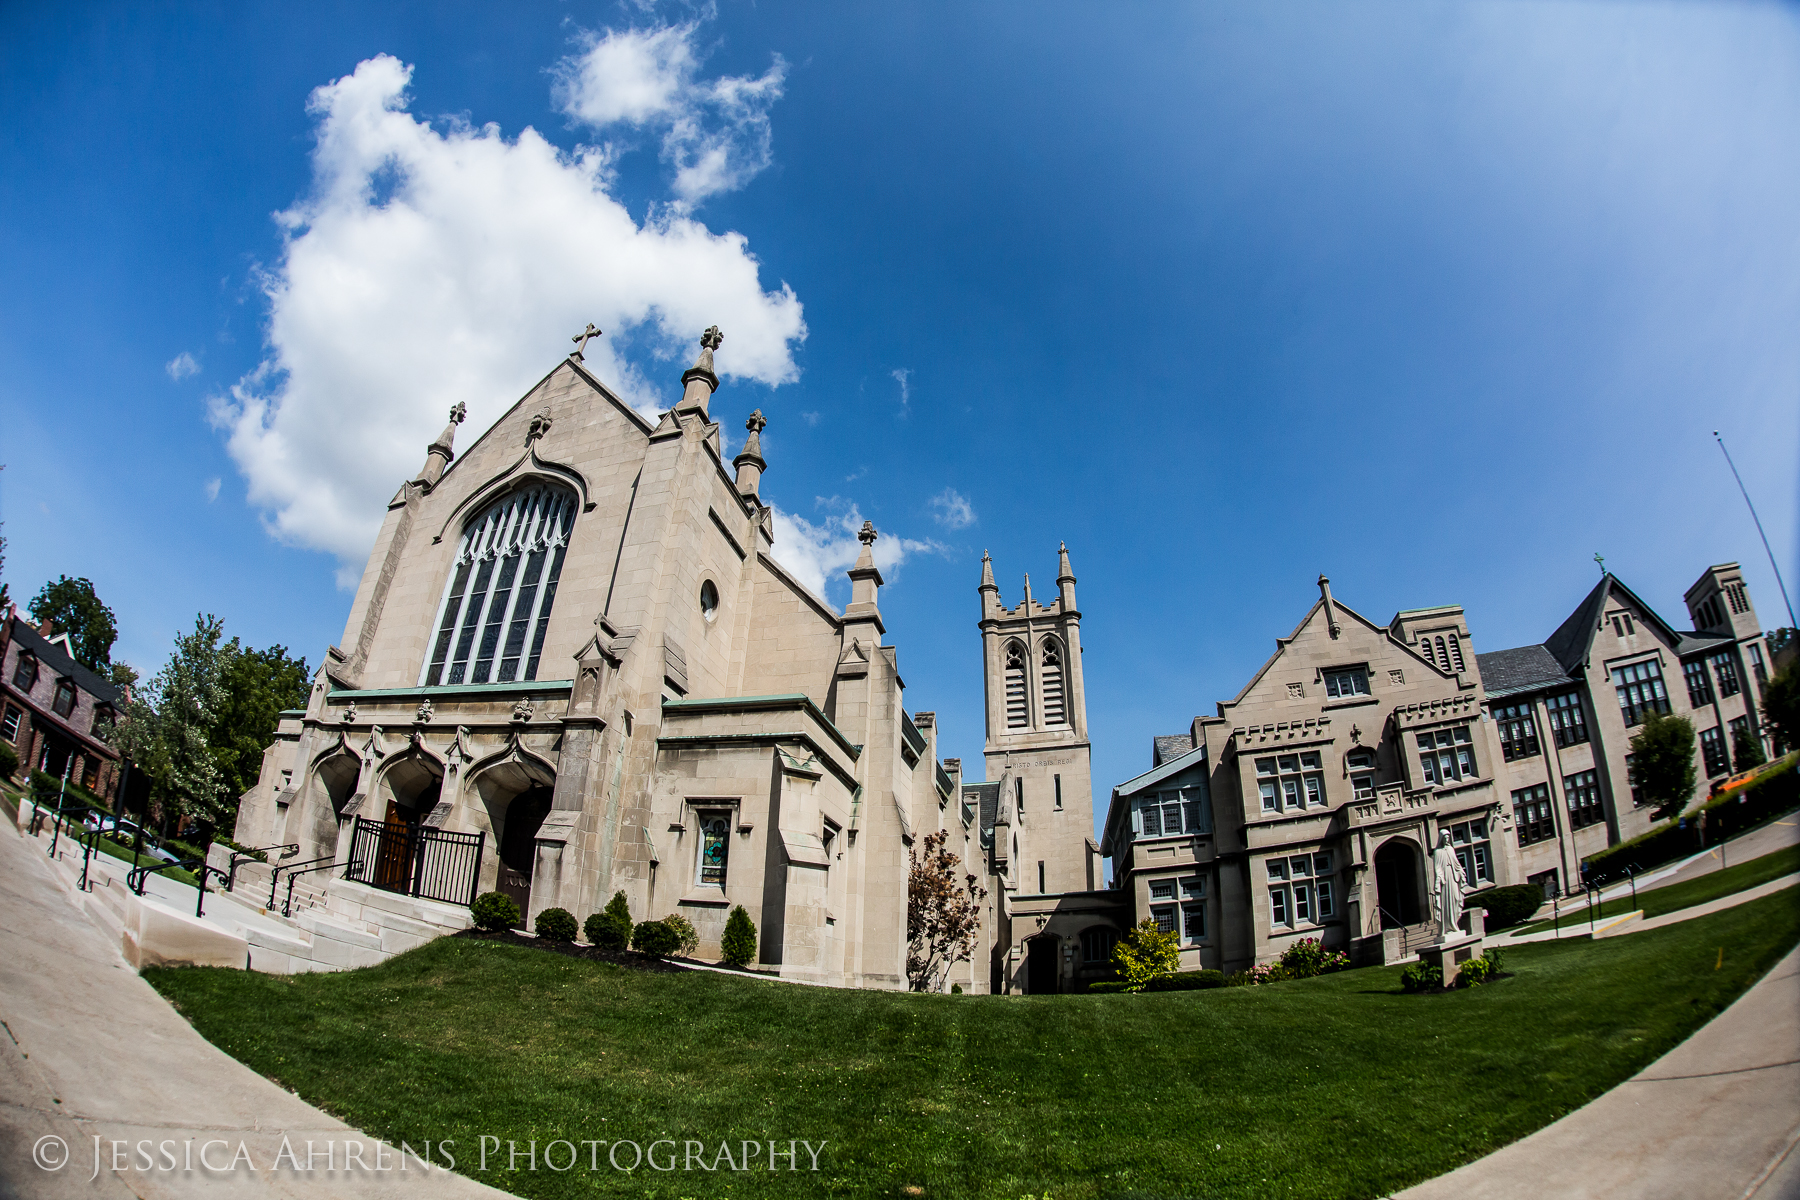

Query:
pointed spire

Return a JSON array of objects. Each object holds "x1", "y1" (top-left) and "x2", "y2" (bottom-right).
[
  {"x1": 1057, "y1": 541, "x2": 1077, "y2": 611},
  {"x1": 676, "y1": 325, "x2": 723, "y2": 416},
  {"x1": 416, "y1": 402, "x2": 467, "y2": 488},
  {"x1": 844, "y1": 521, "x2": 884, "y2": 640},
  {"x1": 733, "y1": 408, "x2": 767, "y2": 497},
  {"x1": 980, "y1": 550, "x2": 997, "y2": 591},
  {"x1": 1022, "y1": 573, "x2": 1033, "y2": 610}
]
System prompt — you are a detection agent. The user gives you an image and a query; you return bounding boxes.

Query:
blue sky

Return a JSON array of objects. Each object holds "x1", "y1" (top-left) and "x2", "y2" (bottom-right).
[{"x1": 3, "y1": 0, "x2": 1797, "y2": 835}]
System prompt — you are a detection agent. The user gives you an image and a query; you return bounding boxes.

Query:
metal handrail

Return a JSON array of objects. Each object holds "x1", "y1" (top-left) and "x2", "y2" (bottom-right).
[
  {"x1": 226, "y1": 843, "x2": 299, "y2": 893},
  {"x1": 127, "y1": 857, "x2": 204, "y2": 897},
  {"x1": 1376, "y1": 906, "x2": 1410, "y2": 956},
  {"x1": 268, "y1": 854, "x2": 336, "y2": 910},
  {"x1": 283, "y1": 859, "x2": 357, "y2": 918}
]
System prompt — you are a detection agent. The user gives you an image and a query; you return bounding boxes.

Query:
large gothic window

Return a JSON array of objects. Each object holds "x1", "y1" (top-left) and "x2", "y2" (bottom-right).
[
  {"x1": 1004, "y1": 642, "x2": 1028, "y2": 728},
  {"x1": 422, "y1": 484, "x2": 575, "y2": 686},
  {"x1": 1040, "y1": 638, "x2": 1066, "y2": 726}
]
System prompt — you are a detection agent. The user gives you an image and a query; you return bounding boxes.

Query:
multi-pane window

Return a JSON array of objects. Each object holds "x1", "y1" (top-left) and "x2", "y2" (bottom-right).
[
  {"x1": 1749, "y1": 643, "x2": 1768, "y2": 686},
  {"x1": 695, "y1": 810, "x2": 732, "y2": 887},
  {"x1": 1, "y1": 705, "x2": 19, "y2": 742},
  {"x1": 423, "y1": 485, "x2": 574, "y2": 686},
  {"x1": 1564, "y1": 770, "x2": 1603, "y2": 830},
  {"x1": 1416, "y1": 727, "x2": 1477, "y2": 785},
  {"x1": 1683, "y1": 660, "x2": 1714, "y2": 708},
  {"x1": 90, "y1": 704, "x2": 114, "y2": 736},
  {"x1": 1323, "y1": 667, "x2": 1369, "y2": 698},
  {"x1": 1448, "y1": 819, "x2": 1493, "y2": 884},
  {"x1": 11, "y1": 653, "x2": 37, "y2": 692},
  {"x1": 1080, "y1": 926, "x2": 1118, "y2": 964},
  {"x1": 1267, "y1": 853, "x2": 1333, "y2": 928},
  {"x1": 1138, "y1": 787, "x2": 1209, "y2": 837},
  {"x1": 1710, "y1": 652, "x2": 1741, "y2": 699},
  {"x1": 1040, "y1": 640, "x2": 1066, "y2": 726},
  {"x1": 1346, "y1": 749, "x2": 1376, "y2": 800},
  {"x1": 1611, "y1": 660, "x2": 1670, "y2": 726},
  {"x1": 1546, "y1": 692, "x2": 1589, "y2": 747},
  {"x1": 1700, "y1": 726, "x2": 1728, "y2": 777},
  {"x1": 1150, "y1": 877, "x2": 1205, "y2": 941},
  {"x1": 1513, "y1": 784, "x2": 1555, "y2": 846},
  {"x1": 1493, "y1": 702, "x2": 1540, "y2": 762},
  {"x1": 1181, "y1": 875, "x2": 1207, "y2": 943},
  {"x1": 1609, "y1": 611, "x2": 1636, "y2": 638},
  {"x1": 1255, "y1": 753, "x2": 1325, "y2": 813},
  {"x1": 1004, "y1": 642, "x2": 1028, "y2": 728},
  {"x1": 50, "y1": 679, "x2": 76, "y2": 718}
]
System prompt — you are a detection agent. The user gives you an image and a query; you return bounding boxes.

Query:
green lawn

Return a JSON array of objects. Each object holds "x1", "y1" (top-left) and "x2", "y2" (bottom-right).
[
  {"x1": 1514, "y1": 844, "x2": 1800, "y2": 935},
  {"x1": 146, "y1": 892, "x2": 1800, "y2": 1200}
]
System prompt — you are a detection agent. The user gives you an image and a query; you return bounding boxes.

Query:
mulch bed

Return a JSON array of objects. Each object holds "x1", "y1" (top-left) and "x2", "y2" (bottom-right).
[{"x1": 452, "y1": 927, "x2": 693, "y2": 974}]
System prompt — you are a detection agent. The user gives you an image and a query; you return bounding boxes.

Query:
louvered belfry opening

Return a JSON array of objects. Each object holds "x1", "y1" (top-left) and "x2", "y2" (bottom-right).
[
  {"x1": 1005, "y1": 641, "x2": 1029, "y2": 728},
  {"x1": 423, "y1": 483, "x2": 576, "y2": 686},
  {"x1": 1041, "y1": 638, "x2": 1066, "y2": 726}
]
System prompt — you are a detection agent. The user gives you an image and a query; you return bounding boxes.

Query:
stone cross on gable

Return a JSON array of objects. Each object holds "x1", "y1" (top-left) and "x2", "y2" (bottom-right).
[
  {"x1": 570, "y1": 323, "x2": 603, "y2": 362},
  {"x1": 700, "y1": 325, "x2": 724, "y2": 351},
  {"x1": 745, "y1": 408, "x2": 766, "y2": 434}
]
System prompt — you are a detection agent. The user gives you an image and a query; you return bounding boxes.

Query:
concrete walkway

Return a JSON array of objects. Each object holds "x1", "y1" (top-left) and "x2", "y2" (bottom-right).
[
  {"x1": 1398, "y1": 944, "x2": 1800, "y2": 1200},
  {"x1": 0, "y1": 807, "x2": 511, "y2": 1199}
]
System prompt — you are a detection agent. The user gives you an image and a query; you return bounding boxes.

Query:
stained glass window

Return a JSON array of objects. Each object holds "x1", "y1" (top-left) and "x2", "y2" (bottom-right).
[{"x1": 697, "y1": 811, "x2": 731, "y2": 887}]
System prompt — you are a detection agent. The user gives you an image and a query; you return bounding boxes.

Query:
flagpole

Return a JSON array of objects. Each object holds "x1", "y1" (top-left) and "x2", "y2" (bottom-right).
[{"x1": 1715, "y1": 431, "x2": 1797, "y2": 629}]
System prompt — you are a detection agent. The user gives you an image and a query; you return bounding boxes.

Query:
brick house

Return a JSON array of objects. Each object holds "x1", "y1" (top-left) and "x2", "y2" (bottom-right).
[{"x1": 0, "y1": 606, "x2": 126, "y2": 797}]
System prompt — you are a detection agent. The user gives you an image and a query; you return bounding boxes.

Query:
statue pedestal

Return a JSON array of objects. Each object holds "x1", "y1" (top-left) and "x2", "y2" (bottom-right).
[{"x1": 1417, "y1": 928, "x2": 1485, "y2": 987}]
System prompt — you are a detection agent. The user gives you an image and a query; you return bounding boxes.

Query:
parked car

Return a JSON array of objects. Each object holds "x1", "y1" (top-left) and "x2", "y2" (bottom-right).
[{"x1": 82, "y1": 815, "x2": 181, "y2": 865}]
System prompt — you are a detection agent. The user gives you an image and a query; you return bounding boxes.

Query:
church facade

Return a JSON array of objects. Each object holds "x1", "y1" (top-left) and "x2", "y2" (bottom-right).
[
  {"x1": 1102, "y1": 567, "x2": 1780, "y2": 975},
  {"x1": 236, "y1": 330, "x2": 996, "y2": 989}
]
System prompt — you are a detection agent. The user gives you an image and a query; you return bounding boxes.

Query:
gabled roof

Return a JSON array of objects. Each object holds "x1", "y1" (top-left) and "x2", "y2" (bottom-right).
[
  {"x1": 1675, "y1": 631, "x2": 1735, "y2": 657},
  {"x1": 1112, "y1": 743, "x2": 1207, "y2": 800},
  {"x1": 7, "y1": 616, "x2": 121, "y2": 705},
  {"x1": 962, "y1": 781, "x2": 1000, "y2": 848},
  {"x1": 1153, "y1": 734, "x2": 1194, "y2": 766},
  {"x1": 1543, "y1": 574, "x2": 1684, "y2": 674},
  {"x1": 1476, "y1": 645, "x2": 1572, "y2": 701}
]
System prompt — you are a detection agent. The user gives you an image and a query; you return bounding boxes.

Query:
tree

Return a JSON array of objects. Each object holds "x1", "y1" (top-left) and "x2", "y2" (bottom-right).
[
  {"x1": 109, "y1": 661, "x2": 140, "y2": 696},
  {"x1": 28, "y1": 576, "x2": 118, "y2": 673},
  {"x1": 1629, "y1": 710, "x2": 1698, "y2": 820},
  {"x1": 1112, "y1": 918, "x2": 1181, "y2": 992},
  {"x1": 906, "y1": 829, "x2": 987, "y2": 992},
  {"x1": 1764, "y1": 660, "x2": 1798, "y2": 757},
  {"x1": 210, "y1": 641, "x2": 309, "y2": 804},
  {"x1": 1732, "y1": 723, "x2": 1767, "y2": 773},
  {"x1": 106, "y1": 614, "x2": 231, "y2": 831},
  {"x1": 721, "y1": 905, "x2": 759, "y2": 967}
]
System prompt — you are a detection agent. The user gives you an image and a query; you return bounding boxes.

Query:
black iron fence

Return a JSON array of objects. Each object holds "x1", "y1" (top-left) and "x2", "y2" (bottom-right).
[{"x1": 343, "y1": 816, "x2": 485, "y2": 907}]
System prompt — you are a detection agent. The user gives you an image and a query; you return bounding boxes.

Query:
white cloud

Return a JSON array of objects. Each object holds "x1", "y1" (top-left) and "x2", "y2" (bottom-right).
[
  {"x1": 769, "y1": 497, "x2": 944, "y2": 610},
  {"x1": 890, "y1": 367, "x2": 911, "y2": 412},
  {"x1": 799, "y1": 410, "x2": 820, "y2": 426},
  {"x1": 929, "y1": 487, "x2": 975, "y2": 530},
  {"x1": 166, "y1": 351, "x2": 200, "y2": 380},
  {"x1": 204, "y1": 477, "x2": 221, "y2": 502},
  {"x1": 210, "y1": 54, "x2": 806, "y2": 583},
  {"x1": 551, "y1": 22, "x2": 786, "y2": 210}
]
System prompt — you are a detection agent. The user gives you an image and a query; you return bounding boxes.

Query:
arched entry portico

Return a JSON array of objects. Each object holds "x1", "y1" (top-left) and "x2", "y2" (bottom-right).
[
  {"x1": 373, "y1": 752, "x2": 444, "y2": 890},
  {"x1": 1374, "y1": 838, "x2": 1424, "y2": 929},
  {"x1": 1026, "y1": 935, "x2": 1060, "y2": 994},
  {"x1": 468, "y1": 745, "x2": 558, "y2": 925}
]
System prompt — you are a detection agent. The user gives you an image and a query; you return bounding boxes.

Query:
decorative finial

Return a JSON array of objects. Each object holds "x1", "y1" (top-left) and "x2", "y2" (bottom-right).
[
  {"x1": 745, "y1": 408, "x2": 766, "y2": 435},
  {"x1": 570, "y1": 323, "x2": 603, "y2": 362},
  {"x1": 701, "y1": 325, "x2": 724, "y2": 352},
  {"x1": 857, "y1": 520, "x2": 877, "y2": 547},
  {"x1": 511, "y1": 697, "x2": 534, "y2": 724},
  {"x1": 449, "y1": 402, "x2": 467, "y2": 425},
  {"x1": 1594, "y1": 552, "x2": 1606, "y2": 577}
]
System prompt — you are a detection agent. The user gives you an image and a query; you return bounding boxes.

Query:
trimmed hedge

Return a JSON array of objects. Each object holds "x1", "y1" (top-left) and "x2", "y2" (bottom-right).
[
  {"x1": 1145, "y1": 969, "x2": 1228, "y2": 992},
  {"x1": 1583, "y1": 754, "x2": 1798, "y2": 886},
  {"x1": 470, "y1": 891, "x2": 521, "y2": 932},
  {"x1": 1468, "y1": 884, "x2": 1543, "y2": 931},
  {"x1": 631, "y1": 919, "x2": 681, "y2": 959},
  {"x1": 534, "y1": 906, "x2": 578, "y2": 942}
]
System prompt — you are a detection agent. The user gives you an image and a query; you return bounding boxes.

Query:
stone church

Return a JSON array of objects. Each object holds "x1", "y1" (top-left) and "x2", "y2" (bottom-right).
[{"x1": 233, "y1": 329, "x2": 1103, "y2": 991}]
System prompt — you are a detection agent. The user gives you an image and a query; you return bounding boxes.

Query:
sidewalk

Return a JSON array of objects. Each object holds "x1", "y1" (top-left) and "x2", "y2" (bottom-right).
[
  {"x1": 0, "y1": 806, "x2": 511, "y2": 1199},
  {"x1": 1398, "y1": 944, "x2": 1800, "y2": 1200}
]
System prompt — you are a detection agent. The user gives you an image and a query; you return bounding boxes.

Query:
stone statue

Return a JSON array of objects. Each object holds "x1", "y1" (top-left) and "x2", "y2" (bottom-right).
[{"x1": 1430, "y1": 830, "x2": 1470, "y2": 939}]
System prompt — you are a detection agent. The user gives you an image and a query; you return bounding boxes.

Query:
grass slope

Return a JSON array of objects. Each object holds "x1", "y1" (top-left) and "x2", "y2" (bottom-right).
[
  {"x1": 147, "y1": 892, "x2": 1800, "y2": 1200},
  {"x1": 1517, "y1": 845, "x2": 1800, "y2": 934}
]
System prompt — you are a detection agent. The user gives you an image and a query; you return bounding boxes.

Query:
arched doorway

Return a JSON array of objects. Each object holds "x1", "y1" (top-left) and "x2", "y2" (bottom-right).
[
  {"x1": 375, "y1": 756, "x2": 442, "y2": 890},
  {"x1": 303, "y1": 751, "x2": 360, "y2": 853},
  {"x1": 1374, "y1": 840, "x2": 1423, "y2": 928},
  {"x1": 1027, "y1": 936, "x2": 1059, "y2": 994},
  {"x1": 496, "y1": 786, "x2": 553, "y2": 924}
]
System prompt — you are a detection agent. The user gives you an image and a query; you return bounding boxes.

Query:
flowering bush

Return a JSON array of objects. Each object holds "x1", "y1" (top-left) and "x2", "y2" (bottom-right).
[
  {"x1": 1278, "y1": 937, "x2": 1351, "y2": 979},
  {"x1": 1455, "y1": 948, "x2": 1506, "y2": 988}
]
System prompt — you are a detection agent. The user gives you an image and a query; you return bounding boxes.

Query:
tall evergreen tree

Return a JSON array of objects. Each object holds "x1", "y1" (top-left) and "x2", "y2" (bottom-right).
[{"x1": 28, "y1": 576, "x2": 118, "y2": 673}]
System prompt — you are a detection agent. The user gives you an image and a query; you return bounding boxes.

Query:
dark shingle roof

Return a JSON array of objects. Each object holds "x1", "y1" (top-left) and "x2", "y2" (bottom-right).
[
  {"x1": 1476, "y1": 645, "x2": 1572, "y2": 701},
  {"x1": 1675, "y1": 632, "x2": 1734, "y2": 657},
  {"x1": 1153, "y1": 734, "x2": 1194, "y2": 767},
  {"x1": 963, "y1": 782, "x2": 1000, "y2": 848},
  {"x1": 1543, "y1": 577, "x2": 1611, "y2": 673},
  {"x1": 8, "y1": 617, "x2": 122, "y2": 705}
]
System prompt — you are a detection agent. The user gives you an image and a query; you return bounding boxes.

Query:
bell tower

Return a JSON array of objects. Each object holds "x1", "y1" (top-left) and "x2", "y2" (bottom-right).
[{"x1": 979, "y1": 543, "x2": 1099, "y2": 894}]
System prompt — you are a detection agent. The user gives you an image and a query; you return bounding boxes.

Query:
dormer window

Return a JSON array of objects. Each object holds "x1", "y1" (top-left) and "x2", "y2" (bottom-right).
[
  {"x1": 51, "y1": 679, "x2": 77, "y2": 718},
  {"x1": 1609, "y1": 611, "x2": 1636, "y2": 638},
  {"x1": 91, "y1": 704, "x2": 115, "y2": 735},
  {"x1": 422, "y1": 484, "x2": 576, "y2": 686},
  {"x1": 11, "y1": 652, "x2": 38, "y2": 692}
]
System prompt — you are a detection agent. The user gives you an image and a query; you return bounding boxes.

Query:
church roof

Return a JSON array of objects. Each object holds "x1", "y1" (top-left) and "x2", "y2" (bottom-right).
[
  {"x1": 963, "y1": 781, "x2": 1000, "y2": 849},
  {"x1": 1476, "y1": 645, "x2": 1572, "y2": 701},
  {"x1": 1674, "y1": 631, "x2": 1735, "y2": 657},
  {"x1": 1153, "y1": 734, "x2": 1195, "y2": 766},
  {"x1": 1543, "y1": 574, "x2": 1684, "y2": 674}
]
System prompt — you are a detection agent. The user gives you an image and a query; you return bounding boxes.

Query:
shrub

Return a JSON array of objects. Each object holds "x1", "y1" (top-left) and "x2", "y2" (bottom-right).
[
  {"x1": 604, "y1": 889, "x2": 632, "y2": 931},
  {"x1": 1400, "y1": 962, "x2": 1442, "y2": 993},
  {"x1": 534, "y1": 906, "x2": 578, "y2": 942},
  {"x1": 1468, "y1": 884, "x2": 1544, "y2": 931},
  {"x1": 632, "y1": 918, "x2": 681, "y2": 959},
  {"x1": 1583, "y1": 755, "x2": 1798, "y2": 885},
  {"x1": 951, "y1": 983, "x2": 963, "y2": 994},
  {"x1": 721, "y1": 905, "x2": 758, "y2": 966},
  {"x1": 583, "y1": 891, "x2": 633, "y2": 951},
  {"x1": 662, "y1": 912, "x2": 699, "y2": 957},
  {"x1": 0, "y1": 739, "x2": 17, "y2": 781},
  {"x1": 1144, "y1": 969, "x2": 1228, "y2": 992},
  {"x1": 470, "y1": 891, "x2": 521, "y2": 932},
  {"x1": 1112, "y1": 918, "x2": 1181, "y2": 992},
  {"x1": 1456, "y1": 948, "x2": 1507, "y2": 988},
  {"x1": 1086, "y1": 980, "x2": 1134, "y2": 994},
  {"x1": 1278, "y1": 937, "x2": 1351, "y2": 979}
]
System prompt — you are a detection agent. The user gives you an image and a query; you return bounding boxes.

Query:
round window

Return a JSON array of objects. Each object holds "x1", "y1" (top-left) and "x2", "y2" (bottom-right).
[{"x1": 700, "y1": 579, "x2": 719, "y2": 622}]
